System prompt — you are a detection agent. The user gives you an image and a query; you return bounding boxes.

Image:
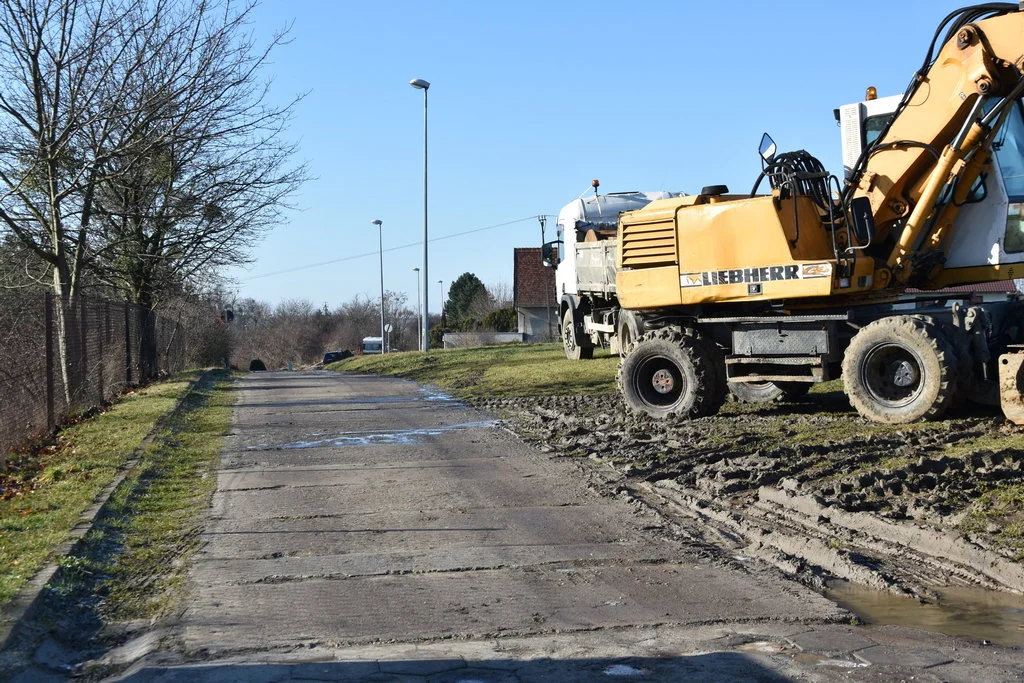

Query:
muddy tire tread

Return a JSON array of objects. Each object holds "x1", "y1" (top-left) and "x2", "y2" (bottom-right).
[
  {"x1": 618, "y1": 327, "x2": 723, "y2": 420},
  {"x1": 842, "y1": 315, "x2": 958, "y2": 423}
]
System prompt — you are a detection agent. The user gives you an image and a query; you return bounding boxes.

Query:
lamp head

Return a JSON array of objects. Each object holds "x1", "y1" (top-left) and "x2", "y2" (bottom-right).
[
  {"x1": 371, "y1": 219, "x2": 382, "y2": 226},
  {"x1": 409, "y1": 78, "x2": 430, "y2": 90}
]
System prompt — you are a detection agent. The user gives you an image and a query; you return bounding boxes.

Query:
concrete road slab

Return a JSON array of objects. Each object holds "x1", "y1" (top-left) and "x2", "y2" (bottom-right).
[
  {"x1": 207, "y1": 472, "x2": 590, "y2": 519},
  {"x1": 180, "y1": 562, "x2": 838, "y2": 651},
  {"x1": 113, "y1": 371, "x2": 864, "y2": 679}
]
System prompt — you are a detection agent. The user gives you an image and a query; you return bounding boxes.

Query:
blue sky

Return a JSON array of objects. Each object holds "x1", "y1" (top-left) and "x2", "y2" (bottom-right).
[{"x1": 228, "y1": 0, "x2": 972, "y2": 312}]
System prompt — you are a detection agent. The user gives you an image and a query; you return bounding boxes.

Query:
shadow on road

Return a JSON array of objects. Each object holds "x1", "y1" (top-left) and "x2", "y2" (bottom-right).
[{"x1": 116, "y1": 652, "x2": 795, "y2": 681}]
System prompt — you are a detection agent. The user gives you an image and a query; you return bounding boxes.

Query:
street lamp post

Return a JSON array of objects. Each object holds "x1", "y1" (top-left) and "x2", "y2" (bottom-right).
[
  {"x1": 437, "y1": 279, "x2": 446, "y2": 349},
  {"x1": 410, "y1": 77, "x2": 430, "y2": 351},
  {"x1": 413, "y1": 267, "x2": 422, "y2": 348},
  {"x1": 438, "y1": 279, "x2": 444, "y2": 329},
  {"x1": 371, "y1": 219, "x2": 384, "y2": 352}
]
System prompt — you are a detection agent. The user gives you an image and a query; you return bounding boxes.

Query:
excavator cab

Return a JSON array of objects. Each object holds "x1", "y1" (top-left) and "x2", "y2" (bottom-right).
[{"x1": 838, "y1": 92, "x2": 1024, "y2": 286}]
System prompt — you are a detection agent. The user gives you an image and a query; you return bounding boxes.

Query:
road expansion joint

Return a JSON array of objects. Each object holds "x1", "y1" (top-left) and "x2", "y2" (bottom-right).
[{"x1": 225, "y1": 555, "x2": 704, "y2": 586}]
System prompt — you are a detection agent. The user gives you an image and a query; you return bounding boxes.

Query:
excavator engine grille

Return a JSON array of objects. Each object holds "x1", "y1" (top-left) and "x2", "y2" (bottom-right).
[{"x1": 620, "y1": 222, "x2": 677, "y2": 269}]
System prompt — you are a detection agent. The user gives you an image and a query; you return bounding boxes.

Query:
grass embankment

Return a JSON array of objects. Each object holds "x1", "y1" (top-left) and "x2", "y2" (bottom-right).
[
  {"x1": 0, "y1": 373, "x2": 201, "y2": 607},
  {"x1": 0, "y1": 370, "x2": 233, "y2": 620},
  {"x1": 330, "y1": 342, "x2": 620, "y2": 399}
]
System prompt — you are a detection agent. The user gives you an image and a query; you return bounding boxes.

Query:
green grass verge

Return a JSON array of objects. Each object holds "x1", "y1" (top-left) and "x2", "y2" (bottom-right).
[
  {"x1": 81, "y1": 370, "x2": 234, "y2": 619},
  {"x1": 958, "y1": 484, "x2": 1024, "y2": 561},
  {"x1": 329, "y1": 342, "x2": 619, "y2": 399},
  {"x1": 0, "y1": 372, "x2": 203, "y2": 608}
]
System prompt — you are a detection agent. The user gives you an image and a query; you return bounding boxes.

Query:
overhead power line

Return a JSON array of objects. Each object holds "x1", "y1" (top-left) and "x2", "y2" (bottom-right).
[{"x1": 240, "y1": 215, "x2": 551, "y2": 282}]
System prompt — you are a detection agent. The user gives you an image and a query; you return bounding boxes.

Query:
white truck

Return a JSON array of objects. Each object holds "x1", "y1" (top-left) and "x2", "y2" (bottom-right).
[
  {"x1": 361, "y1": 336, "x2": 384, "y2": 355},
  {"x1": 544, "y1": 189, "x2": 683, "y2": 360}
]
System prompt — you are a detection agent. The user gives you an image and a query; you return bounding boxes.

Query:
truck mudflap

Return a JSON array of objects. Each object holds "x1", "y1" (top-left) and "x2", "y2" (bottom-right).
[{"x1": 998, "y1": 349, "x2": 1024, "y2": 425}]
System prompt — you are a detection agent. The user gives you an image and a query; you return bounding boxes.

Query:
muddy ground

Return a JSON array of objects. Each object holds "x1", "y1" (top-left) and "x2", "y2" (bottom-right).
[{"x1": 474, "y1": 383, "x2": 1024, "y2": 600}]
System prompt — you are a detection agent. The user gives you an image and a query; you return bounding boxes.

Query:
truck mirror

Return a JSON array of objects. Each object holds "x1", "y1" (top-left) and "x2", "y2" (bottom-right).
[
  {"x1": 541, "y1": 241, "x2": 559, "y2": 268},
  {"x1": 759, "y1": 133, "x2": 777, "y2": 162}
]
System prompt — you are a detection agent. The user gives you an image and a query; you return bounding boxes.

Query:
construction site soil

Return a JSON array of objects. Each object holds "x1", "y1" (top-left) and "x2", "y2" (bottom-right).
[{"x1": 473, "y1": 384, "x2": 1024, "y2": 602}]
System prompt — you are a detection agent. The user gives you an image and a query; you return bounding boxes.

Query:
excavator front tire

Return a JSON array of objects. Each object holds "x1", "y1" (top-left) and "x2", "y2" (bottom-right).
[
  {"x1": 842, "y1": 315, "x2": 957, "y2": 423},
  {"x1": 618, "y1": 328, "x2": 723, "y2": 420}
]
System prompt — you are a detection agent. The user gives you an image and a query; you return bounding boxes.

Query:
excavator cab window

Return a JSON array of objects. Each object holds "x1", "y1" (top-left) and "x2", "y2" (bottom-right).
[
  {"x1": 991, "y1": 100, "x2": 1024, "y2": 199},
  {"x1": 991, "y1": 99, "x2": 1024, "y2": 252},
  {"x1": 863, "y1": 114, "x2": 891, "y2": 149}
]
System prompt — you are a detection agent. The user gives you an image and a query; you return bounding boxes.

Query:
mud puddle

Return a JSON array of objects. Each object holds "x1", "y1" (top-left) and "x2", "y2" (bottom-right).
[{"x1": 827, "y1": 579, "x2": 1024, "y2": 646}]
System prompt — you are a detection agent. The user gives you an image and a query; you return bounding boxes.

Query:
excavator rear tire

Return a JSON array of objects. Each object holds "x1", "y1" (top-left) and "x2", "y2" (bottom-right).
[
  {"x1": 618, "y1": 328, "x2": 723, "y2": 420},
  {"x1": 562, "y1": 309, "x2": 593, "y2": 360},
  {"x1": 842, "y1": 315, "x2": 958, "y2": 423}
]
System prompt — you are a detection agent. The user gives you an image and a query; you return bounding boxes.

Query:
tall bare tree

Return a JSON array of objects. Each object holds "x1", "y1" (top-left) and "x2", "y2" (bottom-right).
[
  {"x1": 88, "y1": 0, "x2": 306, "y2": 310},
  {"x1": 0, "y1": 0, "x2": 161, "y2": 298},
  {"x1": 0, "y1": 0, "x2": 158, "y2": 397},
  {"x1": 0, "y1": 0, "x2": 305, "y2": 392}
]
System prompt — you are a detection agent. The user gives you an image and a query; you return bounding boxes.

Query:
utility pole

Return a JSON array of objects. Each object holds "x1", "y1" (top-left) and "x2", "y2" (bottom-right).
[{"x1": 539, "y1": 215, "x2": 554, "y2": 342}]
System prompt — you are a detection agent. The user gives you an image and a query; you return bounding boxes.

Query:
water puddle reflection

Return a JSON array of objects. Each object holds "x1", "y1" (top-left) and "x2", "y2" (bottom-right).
[
  {"x1": 247, "y1": 420, "x2": 498, "y2": 450},
  {"x1": 826, "y1": 579, "x2": 1024, "y2": 647},
  {"x1": 603, "y1": 664, "x2": 648, "y2": 677}
]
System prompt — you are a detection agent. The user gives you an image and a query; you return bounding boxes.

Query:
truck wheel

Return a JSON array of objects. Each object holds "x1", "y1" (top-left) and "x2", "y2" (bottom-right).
[
  {"x1": 618, "y1": 328, "x2": 722, "y2": 419},
  {"x1": 921, "y1": 315, "x2": 1000, "y2": 407},
  {"x1": 842, "y1": 316, "x2": 957, "y2": 423},
  {"x1": 562, "y1": 309, "x2": 593, "y2": 360},
  {"x1": 729, "y1": 381, "x2": 810, "y2": 402},
  {"x1": 616, "y1": 310, "x2": 641, "y2": 357}
]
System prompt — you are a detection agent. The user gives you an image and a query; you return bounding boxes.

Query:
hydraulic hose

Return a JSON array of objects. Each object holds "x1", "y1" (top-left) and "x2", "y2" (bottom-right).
[{"x1": 843, "y1": 3, "x2": 1019, "y2": 203}]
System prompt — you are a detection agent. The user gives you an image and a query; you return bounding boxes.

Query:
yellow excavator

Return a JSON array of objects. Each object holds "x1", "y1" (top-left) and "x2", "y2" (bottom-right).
[{"x1": 608, "y1": 3, "x2": 1024, "y2": 424}]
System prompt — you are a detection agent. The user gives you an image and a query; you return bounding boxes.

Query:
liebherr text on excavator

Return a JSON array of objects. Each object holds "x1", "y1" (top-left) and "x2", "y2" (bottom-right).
[{"x1": 546, "y1": 3, "x2": 1024, "y2": 424}]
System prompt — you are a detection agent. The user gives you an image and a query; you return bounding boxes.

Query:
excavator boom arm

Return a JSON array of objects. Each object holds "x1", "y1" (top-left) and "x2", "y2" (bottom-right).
[{"x1": 850, "y1": 5, "x2": 1024, "y2": 285}]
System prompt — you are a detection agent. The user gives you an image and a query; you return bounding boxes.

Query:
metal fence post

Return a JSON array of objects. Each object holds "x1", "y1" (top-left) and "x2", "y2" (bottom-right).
[
  {"x1": 44, "y1": 293, "x2": 55, "y2": 432},
  {"x1": 124, "y1": 303, "x2": 132, "y2": 384},
  {"x1": 78, "y1": 295, "x2": 88, "y2": 409},
  {"x1": 97, "y1": 300, "x2": 105, "y2": 402}
]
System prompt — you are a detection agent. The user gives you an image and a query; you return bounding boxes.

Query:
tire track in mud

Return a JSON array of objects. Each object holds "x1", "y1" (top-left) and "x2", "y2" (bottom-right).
[{"x1": 475, "y1": 391, "x2": 1024, "y2": 598}]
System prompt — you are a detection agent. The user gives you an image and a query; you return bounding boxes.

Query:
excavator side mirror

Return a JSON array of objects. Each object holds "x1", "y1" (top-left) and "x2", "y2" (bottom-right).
[
  {"x1": 848, "y1": 196, "x2": 875, "y2": 245},
  {"x1": 759, "y1": 133, "x2": 777, "y2": 162}
]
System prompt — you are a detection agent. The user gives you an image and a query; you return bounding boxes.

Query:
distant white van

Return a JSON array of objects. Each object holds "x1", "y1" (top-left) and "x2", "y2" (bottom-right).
[{"x1": 361, "y1": 336, "x2": 384, "y2": 354}]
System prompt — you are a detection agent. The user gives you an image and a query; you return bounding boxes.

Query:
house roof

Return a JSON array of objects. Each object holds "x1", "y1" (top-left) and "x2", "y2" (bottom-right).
[
  {"x1": 906, "y1": 280, "x2": 1019, "y2": 295},
  {"x1": 514, "y1": 248, "x2": 555, "y2": 308}
]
